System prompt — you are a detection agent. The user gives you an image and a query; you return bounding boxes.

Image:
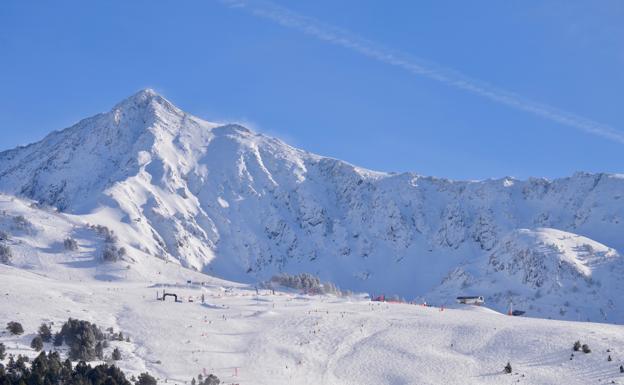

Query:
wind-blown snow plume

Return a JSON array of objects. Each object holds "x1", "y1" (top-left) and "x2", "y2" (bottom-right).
[{"x1": 221, "y1": 0, "x2": 624, "y2": 144}]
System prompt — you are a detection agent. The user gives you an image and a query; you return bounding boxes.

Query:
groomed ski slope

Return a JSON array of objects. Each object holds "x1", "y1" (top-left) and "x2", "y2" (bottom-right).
[{"x1": 2, "y1": 264, "x2": 624, "y2": 385}]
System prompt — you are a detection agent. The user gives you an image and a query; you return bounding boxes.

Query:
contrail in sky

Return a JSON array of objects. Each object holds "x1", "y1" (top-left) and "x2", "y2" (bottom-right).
[{"x1": 221, "y1": 0, "x2": 624, "y2": 144}]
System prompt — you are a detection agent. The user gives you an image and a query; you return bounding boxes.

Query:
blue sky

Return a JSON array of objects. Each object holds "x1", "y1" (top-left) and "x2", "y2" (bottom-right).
[{"x1": 0, "y1": 0, "x2": 622, "y2": 180}]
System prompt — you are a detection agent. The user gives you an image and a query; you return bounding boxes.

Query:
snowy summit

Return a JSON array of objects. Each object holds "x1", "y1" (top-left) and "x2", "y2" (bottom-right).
[
  {"x1": 1, "y1": 90, "x2": 623, "y2": 322},
  {"x1": 1, "y1": 90, "x2": 624, "y2": 385}
]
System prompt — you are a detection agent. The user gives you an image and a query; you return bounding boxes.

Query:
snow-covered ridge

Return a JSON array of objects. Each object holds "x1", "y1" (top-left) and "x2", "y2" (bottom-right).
[{"x1": 1, "y1": 89, "x2": 623, "y2": 322}]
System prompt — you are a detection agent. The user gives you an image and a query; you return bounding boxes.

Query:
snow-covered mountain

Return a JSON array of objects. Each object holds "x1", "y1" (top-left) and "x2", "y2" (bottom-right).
[{"x1": 1, "y1": 89, "x2": 623, "y2": 321}]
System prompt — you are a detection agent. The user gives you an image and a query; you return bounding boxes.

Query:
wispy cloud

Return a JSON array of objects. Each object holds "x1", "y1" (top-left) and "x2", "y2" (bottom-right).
[{"x1": 221, "y1": 0, "x2": 624, "y2": 144}]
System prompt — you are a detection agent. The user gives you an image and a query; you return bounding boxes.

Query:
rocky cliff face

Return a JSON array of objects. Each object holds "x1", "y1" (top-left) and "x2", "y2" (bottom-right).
[{"x1": 1, "y1": 89, "x2": 623, "y2": 320}]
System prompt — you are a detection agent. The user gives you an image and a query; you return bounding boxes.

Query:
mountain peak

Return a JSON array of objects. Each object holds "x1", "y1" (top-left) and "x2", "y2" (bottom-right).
[
  {"x1": 126, "y1": 88, "x2": 160, "y2": 102},
  {"x1": 115, "y1": 88, "x2": 158, "y2": 106},
  {"x1": 137, "y1": 88, "x2": 158, "y2": 97},
  {"x1": 1, "y1": 90, "x2": 624, "y2": 323},
  {"x1": 112, "y1": 88, "x2": 181, "y2": 118}
]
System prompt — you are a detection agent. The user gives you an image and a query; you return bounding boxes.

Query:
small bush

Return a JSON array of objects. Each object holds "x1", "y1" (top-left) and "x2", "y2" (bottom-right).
[
  {"x1": 7, "y1": 321, "x2": 24, "y2": 335},
  {"x1": 31, "y1": 336, "x2": 44, "y2": 351},
  {"x1": 582, "y1": 344, "x2": 591, "y2": 354},
  {"x1": 12, "y1": 215, "x2": 31, "y2": 230},
  {"x1": 201, "y1": 374, "x2": 220, "y2": 385},
  {"x1": 136, "y1": 372, "x2": 157, "y2": 385},
  {"x1": 504, "y1": 362, "x2": 512, "y2": 374},
  {"x1": 102, "y1": 244, "x2": 126, "y2": 262},
  {"x1": 38, "y1": 323, "x2": 52, "y2": 342},
  {"x1": 105, "y1": 232, "x2": 118, "y2": 244},
  {"x1": 573, "y1": 340, "x2": 581, "y2": 351},
  {"x1": 91, "y1": 224, "x2": 126, "y2": 262},
  {"x1": 113, "y1": 331, "x2": 124, "y2": 341},
  {"x1": 63, "y1": 237, "x2": 78, "y2": 251},
  {"x1": 90, "y1": 225, "x2": 118, "y2": 243},
  {"x1": 194, "y1": 372, "x2": 220, "y2": 385}
]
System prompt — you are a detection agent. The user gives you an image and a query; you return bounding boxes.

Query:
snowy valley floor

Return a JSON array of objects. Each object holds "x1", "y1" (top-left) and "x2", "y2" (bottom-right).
[{"x1": 2, "y1": 265, "x2": 624, "y2": 385}]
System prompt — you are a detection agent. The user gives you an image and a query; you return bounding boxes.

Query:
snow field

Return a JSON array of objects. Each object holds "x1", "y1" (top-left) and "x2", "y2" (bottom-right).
[{"x1": 3, "y1": 265, "x2": 624, "y2": 385}]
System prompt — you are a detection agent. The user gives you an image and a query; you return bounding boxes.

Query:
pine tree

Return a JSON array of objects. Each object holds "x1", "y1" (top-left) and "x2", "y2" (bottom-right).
[
  {"x1": 112, "y1": 347, "x2": 122, "y2": 361},
  {"x1": 203, "y1": 374, "x2": 220, "y2": 385},
  {"x1": 38, "y1": 323, "x2": 52, "y2": 342},
  {"x1": 53, "y1": 331, "x2": 63, "y2": 346},
  {"x1": 0, "y1": 342, "x2": 6, "y2": 360},
  {"x1": 573, "y1": 340, "x2": 581, "y2": 351},
  {"x1": 6, "y1": 321, "x2": 24, "y2": 335},
  {"x1": 59, "y1": 318, "x2": 105, "y2": 360},
  {"x1": 95, "y1": 341, "x2": 104, "y2": 360},
  {"x1": 63, "y1": 237, "x2": 78, "y2": 251},
  {"x1": 504, "y1": 362, "x2": 512, "y2": 374},
  {"x1": 0, "y1": 244, "x2": 12, "y2": 264},
  {"x1": 136, "y1": 372, "x2": 157, "y2": 385},
  {"x1": 31, "y1": 336, "x2": 44, "y2": 351},
  {"x1": 0, "y1": 350, "x2": 134, "y2": 385}
]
